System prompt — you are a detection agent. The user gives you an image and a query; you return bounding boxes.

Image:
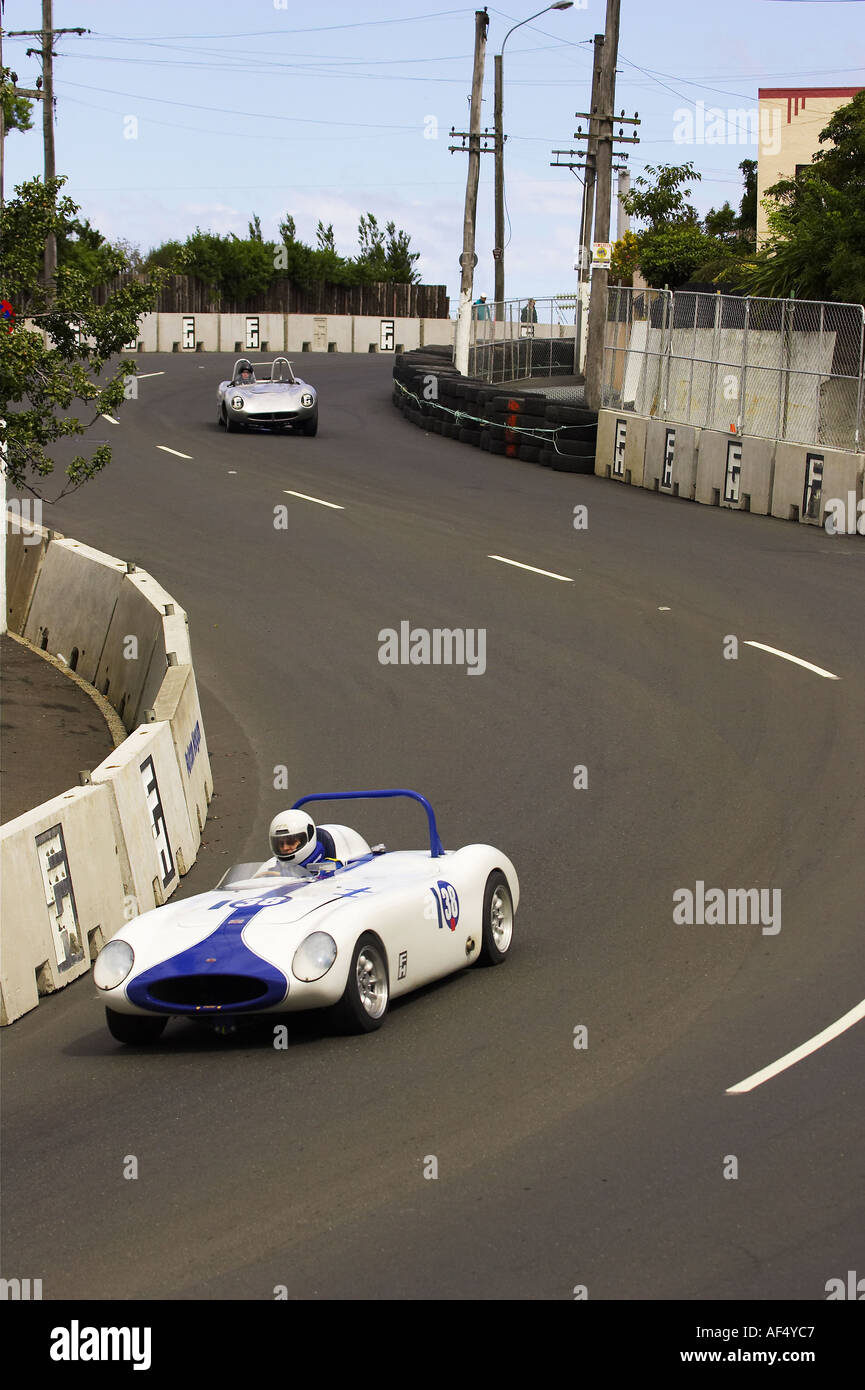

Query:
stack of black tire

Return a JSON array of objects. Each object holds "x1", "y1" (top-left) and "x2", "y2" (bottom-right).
[{"x1": 392, "y1": 346, "x2": 597, "y2": 473}]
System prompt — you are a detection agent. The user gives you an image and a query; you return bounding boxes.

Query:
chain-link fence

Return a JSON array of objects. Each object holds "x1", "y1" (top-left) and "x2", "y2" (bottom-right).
[
  {"x1": 602, "y1": 286, "x2": 865, "y2": 452},
  {"x1": 468, "y1": 297, "x2": 579, "y2": 383}
]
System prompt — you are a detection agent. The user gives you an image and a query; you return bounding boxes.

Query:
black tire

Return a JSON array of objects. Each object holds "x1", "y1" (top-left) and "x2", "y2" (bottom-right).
[
  {"x1": 478, "y1": 871, "x2": 514, "y2": 966},
  {"x1": 106, "y1": 1008, "x2": 167, "y2": 1045},
  {"x1": 332, "y1": 933, "x2": 389, "y2": 1033},
  {"x1": 552, "y1": 438, "x2": 596, "y2": 457},
  {"x1": 479, "y1": 430, "x2": 492, "y2": 451},
  {"x1": 458, "y1": 427, "x2": 482, "y2": 445},
  {"x1": 302, "y1": 413, "x2": 318, "y2": 437},
  {"x1": 545, "y1": 403, "x2": 597, "y2": 426},
  {"x1": 518, "y1": 444, "x2": 542, "y2": 463},
  {"x1": 223, "y1": 407, "x2": 239, "y2": 433},
  {"x1": 490, "y1": 394, "x2": 547, "y2": 419},
  {"x1": 550, "y1": 452, "x2": 595, "y2": 473}
]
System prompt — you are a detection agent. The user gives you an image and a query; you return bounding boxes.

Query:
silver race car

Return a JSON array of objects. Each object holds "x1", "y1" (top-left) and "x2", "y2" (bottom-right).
[{"x1": 217, "y1": 357, "x2": 318, "y2": 435}]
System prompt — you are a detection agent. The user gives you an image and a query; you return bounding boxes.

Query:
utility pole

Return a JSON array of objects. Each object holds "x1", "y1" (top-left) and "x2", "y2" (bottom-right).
[
  {"x1": 40, "y1": 0, "x2": 56, "y2": 283},
  {"x1": 584, "y1": 0, "x2": 621, "y2": 410},
  {"x1": 453, "y1": 8, "x2": 489, "y2": 377},
  {"x1": 552, "y1": 31, "x2": 636, "y2": 376},
  {"x1": 493, "y1": 52, "x2": 505, "y2": 318},
  {"x1": 6, "y1": 3, "x2": 87, "y2": 285}
]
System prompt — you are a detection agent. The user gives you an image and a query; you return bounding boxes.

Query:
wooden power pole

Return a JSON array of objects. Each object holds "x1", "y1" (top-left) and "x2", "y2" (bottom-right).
[
  {"x1": 453, "y1": 8, "x2": 489, "y2": 377},
  {"x1": 583, "y1": 0, "x2": 621, "y2": 410}
]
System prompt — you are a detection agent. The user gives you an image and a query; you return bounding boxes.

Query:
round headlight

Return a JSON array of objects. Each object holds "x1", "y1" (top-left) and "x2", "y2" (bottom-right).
[
  {"x1": 231, "y1": 395, "x2": 244, "y2": 410},
  {"x1": 300, "y1": 392, "x2": 314, "y2": 408},
  {"x1": 292, "y1": 932, "x2": 337, "y2": 983},
  {"x1": 94, "y1": 938, "x2": 134, "y2": 990}
]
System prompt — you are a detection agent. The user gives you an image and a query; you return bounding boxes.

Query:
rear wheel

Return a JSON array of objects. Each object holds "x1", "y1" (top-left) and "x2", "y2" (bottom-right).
[
  {"x1": 478, "y1": 871, "x2": 514, "y2": 966},
  {"x1": 332, "y1": 933, "x2": 389, "y2": 1033},
  {"x1": 105, "y1": 1008, "x2": 167, "y2": 1045}
]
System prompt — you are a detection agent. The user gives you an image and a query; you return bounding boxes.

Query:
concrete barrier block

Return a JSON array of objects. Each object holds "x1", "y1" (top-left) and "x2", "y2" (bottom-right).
[
  {"x1": 770, "y1": 442, "x2": 864, "y2": 529},
  {"x1": 644, "y1": 420, "x2": 700, "y2": 500},
  {"x1": 0, "y1": 784, "x2": 126, "y2": 1024},
  {"x1": 91, "y1": 722, "x2": 194, "y2": 914},
  {"x1": 22, "y1": 538, "x2": 127, "y2": 681},
  {"x1": 421, "y1": 319, "x2": 454, "y2": 348},
  {"x1": 696, "y1": 430, "x2": 775, "y2": 513},
  {"x1": 151, "y1": 663, "x2": 213, "y2": 846},
  {"x1": 595, "y1": 410, "x2": 648, "y2": 486},
  {"x1": 286, "y1": 316, "x2": 320, "y2": 353},
  {"x1": 4, "y1": 523, "x2": 49, "y2": 634},
  {"x1": 394, "y1": 318, "x2": 421, "y2": 351}
]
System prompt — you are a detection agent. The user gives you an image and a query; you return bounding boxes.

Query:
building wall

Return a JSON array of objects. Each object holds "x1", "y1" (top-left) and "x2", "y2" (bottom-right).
[{"x1": 757, "y1": 87, "x2": 863, "y2": 245}]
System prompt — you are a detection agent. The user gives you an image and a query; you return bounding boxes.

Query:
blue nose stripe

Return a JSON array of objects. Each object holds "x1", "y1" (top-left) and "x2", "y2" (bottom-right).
[{"x1": 127, "y1": 900, "x2": 289, "y2": 1013}]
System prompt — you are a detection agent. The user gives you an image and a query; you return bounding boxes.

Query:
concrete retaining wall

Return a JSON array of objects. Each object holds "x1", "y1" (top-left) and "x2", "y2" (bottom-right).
[
  {"x1": 596, "y1": 412, "x2": 648, "y2": 487},
  {"x1": 644, "y1": 420, "x2": 700, "y2": 499},
  {"x1": 1, "y1": 515, "x2": 214, "y2": 1023},
  {"x1": 695, "y1": 430, "x2": 775, "y2": 514},
  {"x1": 596, "y1": 408, "x2": 863, "y2": 530},
  {"x1": 770, "y1": 442, "x2": 864, "y2": 527},
  {"x1": 0, "y1": 785, "x2": 126, "y2": 1025}
]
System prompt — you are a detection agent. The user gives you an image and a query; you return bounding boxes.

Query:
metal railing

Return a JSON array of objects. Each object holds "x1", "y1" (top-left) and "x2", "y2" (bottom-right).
[
  {"x1": 467, "y1": 297, "x2": 580, "y2": 384},
  {"x1": 602, "y1": 286, "x2": 865, "y2": 451}
]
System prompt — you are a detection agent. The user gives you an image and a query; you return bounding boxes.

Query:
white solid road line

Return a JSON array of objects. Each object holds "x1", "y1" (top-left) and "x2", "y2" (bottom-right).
[
  {"x1": 745, "y1": 640, "x2": 840, "y2": 680},
  {"x1": 488, "y1": 554, "x2": 573, "y2": 582},
  {"x1": 727, "y1": 998, "x2": 865, "y2": 1094},
  {"x1": 283, "y1": 489, "x2": 344, "y2": 510},
  {"x1": 156, "y1": 445, "x2": 193, "y2": 459},
  {"x1": 135, "y1": 371, "x2": 166, "y2": 379},
  {"x1": 100, "y1": 414, "x2": 119, "y2": 424}
]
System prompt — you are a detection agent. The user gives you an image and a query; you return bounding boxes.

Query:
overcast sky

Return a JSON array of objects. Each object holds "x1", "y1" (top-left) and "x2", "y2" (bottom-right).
[{"x1": 3, "y1": 0, "x2": 864, "y2": 306}]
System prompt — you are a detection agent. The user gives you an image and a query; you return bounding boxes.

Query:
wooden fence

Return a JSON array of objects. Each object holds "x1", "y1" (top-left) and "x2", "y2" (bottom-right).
[{"x1": 92, "y1": 274, "x2": 449, "y2": 318}]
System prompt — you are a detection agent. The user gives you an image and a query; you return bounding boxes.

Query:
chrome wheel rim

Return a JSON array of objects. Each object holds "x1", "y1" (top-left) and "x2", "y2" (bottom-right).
[
  {"x1": 490, "y1": 887, "x2": 513, "y2": 953},
  {"x1": 356, "y1": 944, "x2": 387, "y2": 1018}
]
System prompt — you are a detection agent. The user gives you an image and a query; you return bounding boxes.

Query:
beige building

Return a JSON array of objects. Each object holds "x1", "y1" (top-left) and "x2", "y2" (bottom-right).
[{"x1": 757, "y1": 86, "x2": 862, "y2": 245}]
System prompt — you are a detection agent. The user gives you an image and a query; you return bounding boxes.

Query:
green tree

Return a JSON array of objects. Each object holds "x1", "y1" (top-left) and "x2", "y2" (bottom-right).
[
  {"x1": 316, "y1": 221, "x2": 336, "y2": 253},
  {"x1": 609, "y1": 230, "x2": 641, "y2": 285},
  {"x1": 702, "y1": 201, "x2": 738, "y2": 245},
  {"x1": 278, "y1": 212, "x2": 296, "y2": 244},
  {"x1": 737, "y1": 159, "x2": 757, "y2": 241},
  {"x1": 0, "y1": 178, "x2": 164, "y2": 499},
  {"x1": 621, "y1": 162, "x2": 702, "y2": 228},
  {"x1": 637, "y1": 224, "x2": 724, "y2": 290},
  {"x1": 248, "y1": 212, "x2": 263, "y2": 242},
  {"x1": 384, "y1": 221, "x2": 420, "y2": 283}
]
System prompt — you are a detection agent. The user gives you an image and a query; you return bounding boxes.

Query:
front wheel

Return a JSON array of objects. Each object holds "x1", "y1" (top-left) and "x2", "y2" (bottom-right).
[
  {"x1": 332, "y1": 933, "x2": 389, "y2": 1033},
  {"x1": 106, "y1": 1008, "x2": 168, "y2": 1045},
  {"x1": 301, "y1": 413, "x2": 318, "y2": 437},
  {"x1": 478, "y1": 871, "x2": 514, "y2": 966},
  {"x1": 223, "y1": 406, "x2": 239, "y2": 433}
]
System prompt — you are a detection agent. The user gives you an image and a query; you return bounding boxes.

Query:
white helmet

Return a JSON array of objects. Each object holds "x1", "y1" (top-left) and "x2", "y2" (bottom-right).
[{"x1": 268, "y1": 810, "x2": 317, "y2": 864}]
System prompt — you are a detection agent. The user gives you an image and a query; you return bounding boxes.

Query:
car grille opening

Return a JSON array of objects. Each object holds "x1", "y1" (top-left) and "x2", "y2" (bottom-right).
[
  {"x1": 147, "y1": 975, "x2": 270, "y2": 1007},
  {"x1": 253, "y1": 411, "x2": 298, "y2": 421}
]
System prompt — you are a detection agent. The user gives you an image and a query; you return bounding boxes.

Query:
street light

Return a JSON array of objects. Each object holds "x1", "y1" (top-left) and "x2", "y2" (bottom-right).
[{"x1": 494, "y1": 3, "x2": 573, "y2": 315}]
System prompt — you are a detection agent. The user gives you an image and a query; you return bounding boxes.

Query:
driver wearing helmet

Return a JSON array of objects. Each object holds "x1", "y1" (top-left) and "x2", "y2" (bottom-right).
[
  {"x1": 236, "y1": 360, "x2": 255, "y2": 386},
  {"x1": 255, "y1": 810, "x2": 328, "y2": 878}
]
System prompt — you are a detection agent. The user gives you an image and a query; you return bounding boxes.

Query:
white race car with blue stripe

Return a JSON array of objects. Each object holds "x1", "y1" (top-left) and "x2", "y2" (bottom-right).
[{"x1": 95, "y1": 790, "x2": 518, "y2": 1043}]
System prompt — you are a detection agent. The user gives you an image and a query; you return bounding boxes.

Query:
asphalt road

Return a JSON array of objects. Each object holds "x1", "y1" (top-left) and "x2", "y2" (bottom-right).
[{"x1": 3, "y1": 352, "x2": 863, "y2": 1300}]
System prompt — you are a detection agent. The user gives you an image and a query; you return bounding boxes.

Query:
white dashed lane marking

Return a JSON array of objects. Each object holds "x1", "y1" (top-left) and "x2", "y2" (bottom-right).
[
  {"x1": 745, "y1": 641, "x2": 840, "y2": 680},
  {"x1": 488, "y1": 555, "x2": 573, "y2": 582},
  {"x1": 727, "y1": 999, "x2": 865, "y2": 1094},
  {"x1": 156, "y1": 446, "x2": 193, "y2": 459},
  {"x1": 283, "y1": 490, "x2": 344, "y2": 510}
]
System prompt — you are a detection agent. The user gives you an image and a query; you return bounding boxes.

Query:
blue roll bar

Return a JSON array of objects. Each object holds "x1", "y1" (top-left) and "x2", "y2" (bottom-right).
[{"x1": 290, "y1": 788, "x2": 445, "y2": 858}]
